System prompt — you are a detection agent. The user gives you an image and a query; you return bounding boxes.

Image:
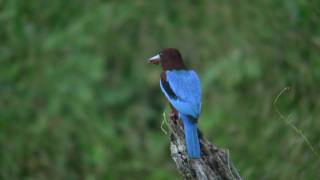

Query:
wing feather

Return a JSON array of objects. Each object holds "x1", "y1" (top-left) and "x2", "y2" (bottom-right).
[{"x1": 160, "y1": 70, "x2": 201, "y2": 118}]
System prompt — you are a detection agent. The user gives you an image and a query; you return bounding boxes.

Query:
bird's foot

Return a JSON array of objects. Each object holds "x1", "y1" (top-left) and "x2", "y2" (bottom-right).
[
  {"x1": 169, "y1": 111, "x2": 178, "y2": 120},
  {"x1": 176, "y1": 118, "x2": 183, "y2": 127},
  {"x1": 170, "y1": 111, "x2": 183, "y2": 127}
]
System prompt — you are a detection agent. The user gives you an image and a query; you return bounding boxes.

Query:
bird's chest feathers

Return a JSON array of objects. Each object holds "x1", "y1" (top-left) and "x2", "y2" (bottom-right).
[{"x1": 161, "y1": 71, "x2": 167, "y2": 81}]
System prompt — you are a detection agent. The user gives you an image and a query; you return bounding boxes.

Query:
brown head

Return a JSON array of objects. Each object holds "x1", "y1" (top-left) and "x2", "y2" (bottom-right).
[{"x1": 148, "y1": 48, "x2": 186, "y2": 70}]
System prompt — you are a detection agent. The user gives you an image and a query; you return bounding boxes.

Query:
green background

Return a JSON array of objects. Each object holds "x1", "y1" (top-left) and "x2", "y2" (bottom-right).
[{"x1": 1, "y1": 0, "x2": 320, "y2": 179}]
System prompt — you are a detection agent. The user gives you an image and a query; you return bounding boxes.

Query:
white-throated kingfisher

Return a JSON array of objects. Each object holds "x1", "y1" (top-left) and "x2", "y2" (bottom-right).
[{"x1": 148, "y1": 48, "x2": 202, "y2": 159}]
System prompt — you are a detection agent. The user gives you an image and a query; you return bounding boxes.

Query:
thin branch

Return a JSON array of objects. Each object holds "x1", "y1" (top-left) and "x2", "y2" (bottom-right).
[{"x1": 273, "y1": 87, "x2": 320, "y2": 160}]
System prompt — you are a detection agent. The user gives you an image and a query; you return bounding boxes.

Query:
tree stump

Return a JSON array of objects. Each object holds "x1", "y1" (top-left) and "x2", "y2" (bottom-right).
[{"x1": 168, "y1": 114, "x2": 242, "y2": 180}]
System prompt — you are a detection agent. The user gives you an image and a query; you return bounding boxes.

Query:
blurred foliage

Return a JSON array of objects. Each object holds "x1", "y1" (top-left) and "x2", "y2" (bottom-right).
[{"x1": 1, "y1": 0, "x2": 320, "y2": 179}]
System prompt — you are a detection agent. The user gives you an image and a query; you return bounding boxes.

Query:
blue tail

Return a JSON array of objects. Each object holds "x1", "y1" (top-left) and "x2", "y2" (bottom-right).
[{"x1": 180, "y1": 114, "x2": 200, "y2": 159}]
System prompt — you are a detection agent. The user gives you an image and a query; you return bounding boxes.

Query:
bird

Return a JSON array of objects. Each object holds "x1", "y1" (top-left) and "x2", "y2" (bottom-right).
[{"x1": 148, "y1": 48, "x2": 202, "y2": 159}]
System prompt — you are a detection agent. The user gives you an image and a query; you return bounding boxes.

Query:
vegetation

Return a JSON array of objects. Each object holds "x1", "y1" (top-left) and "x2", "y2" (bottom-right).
[{"x1": 1, "y1": 0, "x2": 319, "y2": 179}]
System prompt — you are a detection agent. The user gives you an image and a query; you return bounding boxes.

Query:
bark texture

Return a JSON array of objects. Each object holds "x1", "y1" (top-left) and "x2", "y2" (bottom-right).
[{"x1": 168, "y1": 115, "x2": 242, "y2": 180}]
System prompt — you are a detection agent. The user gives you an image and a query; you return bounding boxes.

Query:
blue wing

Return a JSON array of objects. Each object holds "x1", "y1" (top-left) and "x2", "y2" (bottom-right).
[{"x1": 160, "y1": 70, "x2": 201, "y2": 118}]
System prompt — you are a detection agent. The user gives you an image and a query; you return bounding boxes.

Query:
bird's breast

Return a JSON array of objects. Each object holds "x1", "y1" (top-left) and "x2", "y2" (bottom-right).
[{"x1": 161, "y1": 71, "x2": 167, "y2": 81}]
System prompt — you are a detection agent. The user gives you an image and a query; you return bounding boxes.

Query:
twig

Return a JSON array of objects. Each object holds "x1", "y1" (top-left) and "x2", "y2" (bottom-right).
[
  {"x1": 273, "y1": 87, "x2": 320, "y2": 160},
  {"x1": 160, "y1": 111, "x2": 169, "y2": 135}
]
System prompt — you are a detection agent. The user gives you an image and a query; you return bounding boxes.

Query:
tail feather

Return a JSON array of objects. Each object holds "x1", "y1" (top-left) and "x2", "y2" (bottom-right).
[{"x1": 180, "y1": 114, "x2": 200, "y2": 159}]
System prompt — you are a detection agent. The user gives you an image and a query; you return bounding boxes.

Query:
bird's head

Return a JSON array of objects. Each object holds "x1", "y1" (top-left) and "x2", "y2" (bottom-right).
[{"x1": 148, "y1": 48, "x2": 186, "y2": 70}]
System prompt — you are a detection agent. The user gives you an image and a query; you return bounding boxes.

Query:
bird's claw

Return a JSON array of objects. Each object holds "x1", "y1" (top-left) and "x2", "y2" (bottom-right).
[
  {"x1": 169, "y1": 111, "x2": 183, "y2": 127},
  {"x1": 170, "y1": 111, "x2": 178, "y2": 120}
]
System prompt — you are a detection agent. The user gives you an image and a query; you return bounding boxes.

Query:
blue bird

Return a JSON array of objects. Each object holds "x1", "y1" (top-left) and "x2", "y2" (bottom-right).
[{"x1": 148, "y1": 48, "x2": 202, "y2": 159}]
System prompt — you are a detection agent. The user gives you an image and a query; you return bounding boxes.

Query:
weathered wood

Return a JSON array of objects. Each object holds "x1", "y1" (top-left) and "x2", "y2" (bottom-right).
[{"x1": 168, "y1": 114, "x2": 242, "y2": 180}]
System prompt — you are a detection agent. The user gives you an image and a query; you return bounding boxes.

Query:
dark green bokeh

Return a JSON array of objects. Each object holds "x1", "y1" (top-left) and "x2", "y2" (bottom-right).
[{"x1": 1, "y1": 0, "x2": 320, "y2": 179}]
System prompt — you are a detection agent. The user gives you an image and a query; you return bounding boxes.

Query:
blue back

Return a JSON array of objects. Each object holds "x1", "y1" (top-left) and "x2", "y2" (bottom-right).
[{"x1": 160, "y1": 70, "x2": 201, "y2": 118}]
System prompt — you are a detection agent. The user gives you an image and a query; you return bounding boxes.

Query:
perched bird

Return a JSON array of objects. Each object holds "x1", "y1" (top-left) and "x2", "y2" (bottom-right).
[{"x1": 148, "y1": 48, "x2": 202, "y2": 159}]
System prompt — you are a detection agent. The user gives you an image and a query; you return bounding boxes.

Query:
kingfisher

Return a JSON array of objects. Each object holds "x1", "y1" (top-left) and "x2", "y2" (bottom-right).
[{"x1": 148, "y1": 48, "x2": 202, "y2": 159}]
